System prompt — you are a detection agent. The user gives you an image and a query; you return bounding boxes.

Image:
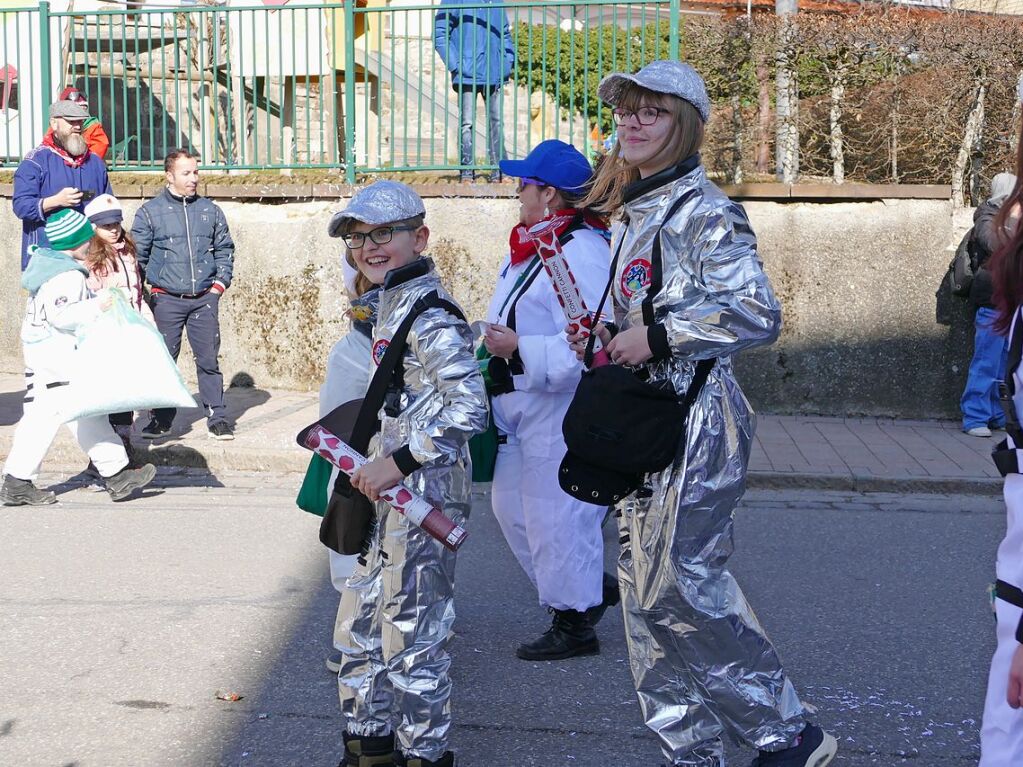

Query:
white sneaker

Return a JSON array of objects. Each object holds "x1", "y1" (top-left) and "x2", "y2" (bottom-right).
[{"x1": 965, "y1": 426, "x2": 992, "y2": 437}]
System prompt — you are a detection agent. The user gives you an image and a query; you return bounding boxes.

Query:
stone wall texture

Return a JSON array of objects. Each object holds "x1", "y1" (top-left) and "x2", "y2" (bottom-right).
[{"x1": 0, "y1": 194, "x2": 974, "y2": 419}]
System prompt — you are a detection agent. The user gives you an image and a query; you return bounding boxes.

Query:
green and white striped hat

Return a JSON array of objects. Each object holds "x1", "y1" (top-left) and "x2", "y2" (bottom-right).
[{"x1": 45, "y1": 208, "x2": 94, "y2": 251}]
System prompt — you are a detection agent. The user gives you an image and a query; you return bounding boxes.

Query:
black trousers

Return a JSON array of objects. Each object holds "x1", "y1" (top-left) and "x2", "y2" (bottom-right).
[{"x1": 151, "y1": 291, "x2": 227, "y2": 427}]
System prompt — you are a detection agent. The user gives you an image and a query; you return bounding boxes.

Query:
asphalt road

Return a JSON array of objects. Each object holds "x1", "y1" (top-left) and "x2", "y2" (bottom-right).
[{"x1": 0, "y1": 472, "x2": 1003, "y2": 767}]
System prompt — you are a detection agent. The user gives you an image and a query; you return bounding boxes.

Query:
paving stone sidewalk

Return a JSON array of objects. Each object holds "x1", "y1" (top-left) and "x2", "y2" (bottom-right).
[{"x1": 0, "y1": 372, "x2": 1003, "y2": 494}]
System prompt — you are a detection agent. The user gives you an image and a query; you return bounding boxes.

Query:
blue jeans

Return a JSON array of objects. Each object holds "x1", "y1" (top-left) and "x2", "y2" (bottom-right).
[
  {"x1": 961, "y1": 306, "x2": 1008, "y2": 430},
  {"x1": 458, "y1": 85, "x2": 506, "y2": 179}
]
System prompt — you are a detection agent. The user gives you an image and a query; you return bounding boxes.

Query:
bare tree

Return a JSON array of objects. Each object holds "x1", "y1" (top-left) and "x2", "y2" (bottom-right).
[{"x1": 774, "y1": 0, "x2": 799, "y2": 183}]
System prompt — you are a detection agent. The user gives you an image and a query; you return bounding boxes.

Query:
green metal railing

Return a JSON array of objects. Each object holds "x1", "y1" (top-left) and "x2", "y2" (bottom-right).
[{"x1": 1, "y1": 0, "x2": 682, "y2": 177}]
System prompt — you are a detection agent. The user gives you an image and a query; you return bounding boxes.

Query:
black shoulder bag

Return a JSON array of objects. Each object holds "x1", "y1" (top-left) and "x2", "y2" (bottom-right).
[
  {"x1": 559, "y1": 192, "x2": 716, "y2": 506},
  {"x1": 297, "y1": 291, "x2": 465, "y2": 555}
]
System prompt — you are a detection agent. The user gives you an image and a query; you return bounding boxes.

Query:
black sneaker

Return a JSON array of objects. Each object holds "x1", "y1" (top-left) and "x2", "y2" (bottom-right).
[
  {"x1": 140, "y1": 419, "x2": 171, "y2": 439},
  {"x1": 0, "y1": 474, "x2": 56, "y2": 506},
  {"x1": 339, "y1": 731, "x2": 394, "y2": 767},
  {"x1": 750, "y1": 724, "x2": 838, "y2": 767},
  {"x1": 208, "y1": 422, "x2": 235, "y2": 441},
  {"x1": 105, "y1": 463, "x2": 157, "y2": 501},
  {"x1": 515, "y1": 608, "x2": 599, "y2": 661}
]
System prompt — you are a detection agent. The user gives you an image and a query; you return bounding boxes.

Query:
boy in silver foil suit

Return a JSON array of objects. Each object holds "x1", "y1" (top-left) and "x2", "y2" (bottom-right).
[{"x1": 331, "y1": 181, "x2": 489, "y2": 767}]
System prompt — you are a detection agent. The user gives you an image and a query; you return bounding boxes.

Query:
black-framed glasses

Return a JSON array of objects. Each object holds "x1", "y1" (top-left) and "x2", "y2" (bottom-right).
[
  {"x1": 342, "y1": 225, "x2": 417, "y2": 248},
  {"x1": 611, "y1": 106, "x2": 671, "y2": 126}
]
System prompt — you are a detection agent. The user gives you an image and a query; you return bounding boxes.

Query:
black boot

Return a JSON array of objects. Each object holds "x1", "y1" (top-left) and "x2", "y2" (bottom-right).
[
  {"x1": 393, "y1": 751, "x2": 455, "y2": 767},
  {"x1": 0, "y1": 474, "x2": 56, "y2": 506},
  {"x1": 105, "y1": 463, "x2": 157, "y2": 501},
  {"x1": 585, "y1": 571, "x2": 621, "y2": 626},
  {"x1": 515, "y1": 608, "x2": 599, "y2": 661},
  {"x1": 339, "y1": 732, "x2": 395, "y2": 767}
]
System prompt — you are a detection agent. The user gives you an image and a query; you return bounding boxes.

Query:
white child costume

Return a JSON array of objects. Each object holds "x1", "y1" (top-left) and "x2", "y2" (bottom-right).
[
  {"x1": 331, "y1": 182, "x2": 488, "y2": 767},
  {"x1": 982, "y1": 305, "x2": 1023, "y2": 765},
  {"x1": 3, "y1": 211, "x2": 129, "y2": 488},
  {"x1": 485, "y1": 140, "x2": 615, "y2": 659},
  {"x1": 321, "y1": 256, "x2": 379, "y2": 591}
]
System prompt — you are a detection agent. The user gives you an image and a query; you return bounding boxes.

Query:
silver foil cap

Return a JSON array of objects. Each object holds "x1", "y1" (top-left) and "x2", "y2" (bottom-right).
[
  {"x1": 329, "y1": 180, "x2": 426, "y2": 237},
  {"x1": 597, "y1": 60, "x2": 710, "y2": 123}
]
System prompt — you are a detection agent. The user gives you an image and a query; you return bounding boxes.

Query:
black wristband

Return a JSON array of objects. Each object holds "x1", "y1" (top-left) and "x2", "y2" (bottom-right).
[
  {"x1": 647, "y1": 323, "x2": 671, "y2": 361},
  {"x1": 1016, "y1": 613, "x2": 1023, "y2": 645},
  {"x1": 392, "y1": 445, "x2": 423, "y2": 477}
]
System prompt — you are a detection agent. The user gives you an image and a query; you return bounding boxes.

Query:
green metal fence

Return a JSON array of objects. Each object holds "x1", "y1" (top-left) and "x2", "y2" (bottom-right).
[{"x1": 1, "y1": 0, "x2": 682, "y2": 178}]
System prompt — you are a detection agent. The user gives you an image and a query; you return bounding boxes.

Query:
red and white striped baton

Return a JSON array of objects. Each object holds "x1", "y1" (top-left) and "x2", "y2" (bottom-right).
[
  {"x1": 303, "y1": 425, "x2": 469, "y2": 552},
  {"x1": 527, "y1": 217, "x2": 610, "y2": 368}
]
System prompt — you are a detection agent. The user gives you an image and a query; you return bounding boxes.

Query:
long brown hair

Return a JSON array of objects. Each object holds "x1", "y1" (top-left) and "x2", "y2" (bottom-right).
[
  {"x1": 87, "y1": 228, "x2": 137, "y2": 276},
  {"x1": 581, "y1": 83, "x2": 705, "y2": 215},
  {"x1": 990, "y1": 119, "x2": 1023, "y2": 335}
]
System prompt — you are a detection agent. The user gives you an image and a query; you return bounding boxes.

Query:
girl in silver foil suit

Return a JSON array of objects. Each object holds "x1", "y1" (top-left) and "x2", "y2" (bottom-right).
[
  {"x1": 331, "y1": 181, "x2": 489, "y2": 767},
  {"x1": 483, "y1": 139, "x2": 618, "y2": 661},
  {"x1": 980, "y1": 76, "x2": 1023, "y2": 767},
  {"x1": 570, "y1": 60, "x2": 837, "y2": 767}
]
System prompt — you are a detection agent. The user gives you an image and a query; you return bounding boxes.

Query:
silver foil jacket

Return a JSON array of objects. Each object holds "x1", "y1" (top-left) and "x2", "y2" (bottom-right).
[
  {"x1": 611, "y1": 164, "x2": 808, "y2": 766},
  {"x1": 336, "y1": 258, "x2": 488, "y2": 761}
]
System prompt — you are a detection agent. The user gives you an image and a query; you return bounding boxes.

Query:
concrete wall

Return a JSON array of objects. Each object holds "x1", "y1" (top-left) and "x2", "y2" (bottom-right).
[{"x1": 0, "y1": 194, "x2": 973, "y2": 419}]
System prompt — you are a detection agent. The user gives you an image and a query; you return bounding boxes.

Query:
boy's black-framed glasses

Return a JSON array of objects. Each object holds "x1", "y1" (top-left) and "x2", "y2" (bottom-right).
[
  {"x1": 342, "y1": 225, "x2": 417, "y2": 249},
  {"x1": 611, "y1": 106, "x2": 672, "y2": 126}
]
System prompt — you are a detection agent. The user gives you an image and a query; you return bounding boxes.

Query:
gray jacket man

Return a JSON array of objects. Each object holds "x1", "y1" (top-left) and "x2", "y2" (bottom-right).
[{"x1": 132, "y1": 150, "x2": 236, "y2": 440}]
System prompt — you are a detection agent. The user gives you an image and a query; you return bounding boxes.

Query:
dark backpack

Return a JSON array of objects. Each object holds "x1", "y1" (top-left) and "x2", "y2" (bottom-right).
[{"x1": 936, "y1": 229, "x2": 976, "y2": 325}]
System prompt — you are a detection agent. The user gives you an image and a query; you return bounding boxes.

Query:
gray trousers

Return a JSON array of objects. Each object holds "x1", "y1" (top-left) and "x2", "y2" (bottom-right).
[
  {"x1": 457, "y1": 85, "x2": 506, "y2": 178},
  {"x1": 151, "y1": 291, "x2": 227, "y2": 426}
]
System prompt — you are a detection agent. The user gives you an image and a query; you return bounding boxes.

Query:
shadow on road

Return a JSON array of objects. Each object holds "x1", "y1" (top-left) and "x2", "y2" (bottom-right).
[{"x1": 208, "y1": 495, "x2": 655, "y2": 767}]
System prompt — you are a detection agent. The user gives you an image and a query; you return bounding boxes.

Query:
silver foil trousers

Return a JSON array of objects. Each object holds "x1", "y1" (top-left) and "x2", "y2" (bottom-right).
[
  {"x1": 336, "y1": 504, "x2": 460, "y2": 762},
  {"x1": 616, "y1": 484, "x2": 807, "y2": 766}
]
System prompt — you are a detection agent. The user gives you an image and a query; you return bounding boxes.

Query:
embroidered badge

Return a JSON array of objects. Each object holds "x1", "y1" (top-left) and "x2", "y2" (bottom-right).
[
  {"x1": 620, "y1": 258, "x2": 651, "y2": 299},
  {"x1": 372, "y1": 339, "x2": 389, "y2": 365},
  {"x1": 54, "y1": 296, "x2": 67, "y2": 307}
]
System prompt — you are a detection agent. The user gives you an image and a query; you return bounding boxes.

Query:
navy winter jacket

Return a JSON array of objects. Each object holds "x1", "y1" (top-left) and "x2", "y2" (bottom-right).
[
  {"x1": 433, "y1": 0, "x2": 515, "y2": 89},
  {"x1": 12, "y1": 146, "x2": 112, "y2": 269},
  {"x1": 132, "y1": 188, "x2": 234, "y2": 295}
]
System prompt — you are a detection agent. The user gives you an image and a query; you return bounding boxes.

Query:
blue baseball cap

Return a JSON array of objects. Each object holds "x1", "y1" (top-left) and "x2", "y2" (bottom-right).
[{"x1": 499, "y1": 140, "x2": 593, "y2": 194}]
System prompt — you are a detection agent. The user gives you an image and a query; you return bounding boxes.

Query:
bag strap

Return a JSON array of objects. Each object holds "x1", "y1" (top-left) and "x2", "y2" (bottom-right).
[
  {"x1": 505, "y1": 259, "x2": 545, "y2": 332},
  {"x1": 682, "y1": 358, "x2": 715, "y2": 420},
  {"x1": 583, "y1": 183, "x2": 699, "y2": 367},
  {"x1": 583, "y1": 222, "x2": 629, "y2": 368},
  {"x1": 642, "y1": 191, "x2": 696, "y2": 326},
  {"x1": 349, "y1": 290, "x2": 466, "y2": 454},
  {"x1": 496, "y1": 255, "x2": 540, "y2": 318}
]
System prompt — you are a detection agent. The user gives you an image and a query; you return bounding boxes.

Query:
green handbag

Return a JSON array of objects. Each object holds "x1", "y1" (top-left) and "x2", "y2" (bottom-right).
[
  {"x1": 469, "y1": 407, "x2": 499, "y2": 483},
  {"x1": 296, "y1": 452, "x2": 333, "y2": 517}
]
